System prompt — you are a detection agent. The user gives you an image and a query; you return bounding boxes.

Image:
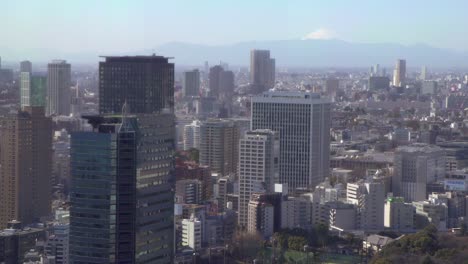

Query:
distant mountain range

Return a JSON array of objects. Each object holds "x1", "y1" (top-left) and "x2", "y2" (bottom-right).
[{"x1": 2, "y1": 39, "x2": 468, "y2": 68}]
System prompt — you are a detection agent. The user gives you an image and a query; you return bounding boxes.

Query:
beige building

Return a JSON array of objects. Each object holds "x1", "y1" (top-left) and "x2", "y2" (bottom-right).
[
  {"x1": 199, "y1": 119, "x2": 239, "y2": 176},
  {"x1": 238, "y1": 129, "x2": 279, "y2": 228},
  {"x1": 0, "y1": 107, "x2": 52, "y2": 228}
]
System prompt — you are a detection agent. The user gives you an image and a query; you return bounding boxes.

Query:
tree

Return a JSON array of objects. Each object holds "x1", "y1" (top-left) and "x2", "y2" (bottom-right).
[
  {"x1": 288, "y1": 236, "x2": 308, "y2": 251},
  {"x1": 230, "y1": 231, "x2": 263, "y2": 261},
  {"x1": 187, "y1": 148, "x2": 199, "y2": 163}
]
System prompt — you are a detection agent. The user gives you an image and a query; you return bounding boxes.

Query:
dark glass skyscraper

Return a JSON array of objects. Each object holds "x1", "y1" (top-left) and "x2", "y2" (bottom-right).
[
  {"x1": 70, "y1": 55, "x2": 176, "y2": 264},
  {"x1": 99, "y1": 56, "x2": 174, "y2": 114},
  {"x1": 70, "y1": 114, "x2": 175, "y2": 263}
]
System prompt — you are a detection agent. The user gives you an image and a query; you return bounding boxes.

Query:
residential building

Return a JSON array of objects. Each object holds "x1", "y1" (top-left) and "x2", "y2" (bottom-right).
[
  {"x1": 0, "y1": 107, "x2": 52, "y2": 229},
  {"x1": 238, "y1": 129, "x2": 279, "y2": 227}
]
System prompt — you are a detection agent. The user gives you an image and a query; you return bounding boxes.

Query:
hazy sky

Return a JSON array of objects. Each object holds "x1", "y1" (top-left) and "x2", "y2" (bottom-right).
[{"x1": 3, "y1": 0, "x2": 468, "y2": 53}]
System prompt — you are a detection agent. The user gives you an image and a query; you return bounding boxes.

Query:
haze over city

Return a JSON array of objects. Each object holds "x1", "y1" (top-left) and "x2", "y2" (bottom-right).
[{"x1": 3, "y1": 1, "x2": 468, "y2": 264}]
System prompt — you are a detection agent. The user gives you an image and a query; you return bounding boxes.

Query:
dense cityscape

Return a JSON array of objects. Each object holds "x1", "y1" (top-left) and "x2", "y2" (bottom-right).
[{"x1": 4, "y1": 2, "x2": 468, "y2": 264}]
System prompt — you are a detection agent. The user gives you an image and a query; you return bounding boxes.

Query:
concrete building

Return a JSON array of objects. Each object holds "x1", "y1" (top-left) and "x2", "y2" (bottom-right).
[
  {"x1": 183, "y1": 69, "x2": 200, "y2": 97},
  {"x1": 384, "y1": 197, "x2": 415, "y2": 232},
  {"x1": 250, "y1": 50, "x2": 275, "y2": 94},
  {"x1": 393, "y1": 59, "x2": 406, "y2": 87},
  {"x1": 176, "y1": 179, "x2": 203, "y2": 204},
  {"x1": 47, "y1": 60, "x2": 71, "y2": 116},
  {"x1": 183, "y1": 120, "x2": 201, "y2": 150},
  {"x1": 99, "y1": 55, "x2": 174, "y2": 114},
  {"x1": 0, "y1": 223, "x2": 46, "y2": 264},
  {"x1": 247, "y1": 195, "x2": 275, "y2": 238},
  {"x1": 368, "y1": 76, "x2": 390, "y2": 90},
  {"x1": 0, "y1": 107, "x2": 52, "y2": 229},
  {"x1": 181, "y1": 218, "x2": 202, "y2": 251},
  {"x1": 325, "y1": 78, "x2": 339, "y2": 95},
  {"x1": 347, "y1": 180, "x2": 385, "y2": 231},
  {"x1": 393, "y1": 144, "x2": 446, "y2": 202},
  {"x1": 251, "y1": 91, "x2": 331, "y2": 191},
  {"x1": 20, "y1": 60, "x2": 32, "y2": 73},
  {"x1": 45, "y1": 224, "x2": 69, "y2": 264},
  {"x1": 421, "y1": 80, "x2": 438, "y2": 95},
  {"x1": 199, "y1": 119, "x2": 239, "y2": 176},
  {"x1": 413, "y1": 200, "x2": 448, "y2": 230},
  {"x1": 238, "y1": 130, "x2": 279, "y2": 227}
]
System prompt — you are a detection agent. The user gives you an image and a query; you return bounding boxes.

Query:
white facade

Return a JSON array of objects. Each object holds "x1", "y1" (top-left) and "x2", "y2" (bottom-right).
[
  {"x1": 347, "y1": 180, "x2": 385, "y2": 231},
  {"x1": 384, "y1": 197, "x2": 414, "y2": 231},
  {"x1": 181, "y1": 218, "x2": 202, "y2": 250},
  {"x1": 251, "y1": 91, "x2": 331, "y2": 190},
  {"x1": 393, "y1": 144, "x2": 446, "y2": 202},
  {"x1": 183, "y1": 120, "x2": 201, "y2": 150},
  {"x1": 238, "y1": 129, "x2": 279, "y2": 227},
  {"x1": 47, "y1": 60, "x2": 71, "y2": 116}
]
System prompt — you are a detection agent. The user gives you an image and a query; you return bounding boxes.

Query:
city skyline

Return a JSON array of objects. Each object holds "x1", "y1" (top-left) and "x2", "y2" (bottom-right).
[{"x1": 3, "y1": 1, "x2": 468, "y2": 62}]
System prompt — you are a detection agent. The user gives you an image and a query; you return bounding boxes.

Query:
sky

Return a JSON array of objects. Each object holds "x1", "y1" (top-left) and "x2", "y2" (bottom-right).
[{"x1": 2, "y1": 0, "x2": 468, "y2": 53}]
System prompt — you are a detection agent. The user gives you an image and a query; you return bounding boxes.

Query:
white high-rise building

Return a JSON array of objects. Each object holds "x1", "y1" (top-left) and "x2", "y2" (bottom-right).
[
  {"x1": 251, "y1": 91, "x2": 331, "y2": 191},
  {"x1": 393, "y1": 144, "x2": 446, "y2": 202},
  {"x1": 183, "y1": 120, "x2": 201, "y2": 150},
  {"x1": 181, "y1": 218, "x2": 202, "y2": 250},
  {"x1": 238, "y1": 129, "x2": 279, "y2": 227},
  {"x1": 47, "y1": 60, "x2": 71, "y2": 116},
  {"x1": 393, "y1": 59, "x2": 406, "y2": 87},
  {"x1": 347, "y1": 180, "x2": 385, "y2": 231}
]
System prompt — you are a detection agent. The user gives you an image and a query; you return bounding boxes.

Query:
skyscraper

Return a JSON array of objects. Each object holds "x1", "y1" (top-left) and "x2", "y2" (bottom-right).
[
  {"x1": 199, "y1": 119, "x2": 239, "y2": 176},
  {"x1": 99, "y1": 55, "x2": 174, "y2": 114},
  {"x1": 250, "y1": 50, "x2": 275, "y2": 94},
  {"x1": 393, "y1": 59, "x2": 406, "y2": 87},
  {"x1": 70, "y1": 54, "x2": 176, "y2": 263},
  {"x1": 421, "y1": 65, "x2": 428, "y2": 80},
  {"x1": 0, "y1": 107, "x2": 52, "y2": 229},
  {"x1": 251, "y1": 91, "x2": 331, "y2": 191},
  {"x1": 20, "y1": 60, "x2": 32, "y2": 73},
  {"x1": 47, "y1": 60, "x2": 71, "y2": 116},
  {"x1": 209, "y1": 65, "x2": 223, "y2": 98},
  {"x1": 238, "y1": 129, "x2": 279, "y2": 228},
  {"x1": 183, "y1": 69, "x2": 200, "y2": 97},
  {"x1": 70, "y1": 113, "x2": 175, "y2": 264},
  {"x1": 21, "y1": 73, "x2": 47, "y2": 109},
  {"x1": 393, "y1": 144, "x2": 446, "y2": 202}
]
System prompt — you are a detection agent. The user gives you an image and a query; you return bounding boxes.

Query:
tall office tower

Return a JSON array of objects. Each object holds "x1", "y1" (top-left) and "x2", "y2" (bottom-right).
[
  {"x1": 209, "y1": 65, "x2": 223, "y2": 97},
  {"x1": 421, "y1": 66, "x2": 428, "y2": 80},
  {"x1": 20, "y1": 60, "x2": 32, "y2": 73},
  {"x1": 220, "y1": 70, "x2": 235, "y2": 100},
  {"x1": 47, "y1": 60, "x2": 71, "y2": 116},
  {"x1": 325, "y1": 78, "x2": 339, "y2": 95},
  {"x1": 374, "y1": 64, "x2": 380, "y2": 76},
  {"x1": 393, "y1": 144, "x2": 446, "y2": 202},
  {"x1": 99, "y1": 55, "x2": 174, "y2": 114},
  {"x1": 199, "y1": 119, "x2": 239, "y2": 176},
  {"x1": 251, "y1": 91, "x2": 331, "y2": 191},
  {"x1": 347, "y1": 180, "x2": 385, "y2": 231},
  {"x1": 238, "y1": 129, "x2": 279, "y2": 228},
  {"x1": 70, "y1": 113, "x2": 175, "y2": 264},
  {"x1": 183, "y1": 69, "x2": 200, "y2": 97},
  {"x1": 250, "y1": 50, "x2": 275, "y2": 94},
  {"x1": 21, "y1": 73, "x2": 47, "y2": 109},
  {"x1": 393, "y1": 59, "x2": 406, "y2": 87},
  {"x1": 183, "y1": 120, "x2": 201, "y2": 150},
  {"x1": 0, "y1": 107, "x2": 52, "y2": 229}
]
